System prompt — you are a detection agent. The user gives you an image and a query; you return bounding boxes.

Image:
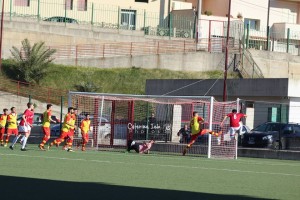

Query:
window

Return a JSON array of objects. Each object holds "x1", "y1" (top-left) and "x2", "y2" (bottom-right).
[
  {"x1": 121, "y1": 9, "x2": 136, "y2": 30},
  {"x1": 65, "y1": 0, "x2": 73, "y2": 10},
  {"x1": 294, "y1": 125, "x2": 300, "y2": 133},
  {"x1": 135, "y1": 0, "x2": 149, "y2": 2},
  {"x1": 15, "y1": 0, "x2": 30, "y2": 7},
  {"x1": 244, "y1": 18, "x2": 260, "y2": 31},
  {"x1": 78, "y1": 0, "x2": 88, "y2": 11}
]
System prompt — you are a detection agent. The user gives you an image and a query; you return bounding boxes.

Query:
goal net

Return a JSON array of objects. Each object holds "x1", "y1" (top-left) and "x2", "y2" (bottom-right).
[{"x1": 69, "y1": 92, "x2": 239, "y2": 159}]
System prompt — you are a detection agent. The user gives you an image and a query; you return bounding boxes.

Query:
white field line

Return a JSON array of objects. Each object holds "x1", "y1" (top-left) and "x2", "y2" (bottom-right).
[
  {"x1": 1, "y1": 153, "x2": 300, "y2": 177},
  {"x1": 75, "y1": 150, "x2": 300, "y2": 168}
]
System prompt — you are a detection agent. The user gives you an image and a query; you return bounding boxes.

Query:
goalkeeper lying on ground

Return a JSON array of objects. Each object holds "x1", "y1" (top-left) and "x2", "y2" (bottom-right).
[{"x1": 127, "y1": 139, "x2": 155, "y2": 154}]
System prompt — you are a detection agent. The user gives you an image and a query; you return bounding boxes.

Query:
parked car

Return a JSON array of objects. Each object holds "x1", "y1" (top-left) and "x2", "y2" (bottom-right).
[
  {"x1": 241, "y1": 122, "x2": 300, "y2": 150},
  {"x1": 17, "y1": 113, "x2": 59, "y2": 136},
  {"x1": 44, "y1": 16, "x2": 78, "y2": 24},
  {"x1": 77, "y1": 116, "x2": 111, "y2": 139}
]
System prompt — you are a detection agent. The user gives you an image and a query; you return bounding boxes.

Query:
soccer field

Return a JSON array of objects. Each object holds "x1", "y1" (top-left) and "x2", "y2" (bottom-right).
[{"x1": 0, "y1": 145, "x2": 299, "y2": 200}]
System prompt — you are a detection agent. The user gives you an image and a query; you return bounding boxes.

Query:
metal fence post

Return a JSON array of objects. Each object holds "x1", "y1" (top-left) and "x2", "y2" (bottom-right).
[
  {"x1": 60, "y1": 96, "x2": 63, "y2": 134},
  {"x1": 117, "y1": 6, "x2": 120, "y2": 29},
  {"x1": 246, "y1": 23, "x2": 250, "y2": 49},
  {"x1": 91, "y1": 3, "x2": 94, "y2": 25},
  {"x1": 286, "y1": 28, "x2": 290, "y2": 53},
  {"x1": 9, "y1": 0, "x2": 12, "y2": 21},
  {"x1": 169, "y1": 13, "x2": 172, "y2": 40},
  {"x1": 64, "y1": 2, "x2": 67, "y2": 26},
  {"x1": 266, "y1": 26, "x2": 270, "y2": 51},
  {"x1": 37, "y1": 0, "x2": 40, "y2": 22},
  {"x1": 28, "y1": 95, "x2": 32, "y2": 103},
  {"x1": 143, "y1": 9, "x2": 146, "y2": 33}
]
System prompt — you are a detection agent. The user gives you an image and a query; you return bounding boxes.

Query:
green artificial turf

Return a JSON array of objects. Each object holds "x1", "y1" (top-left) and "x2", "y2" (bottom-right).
[{"x1": 0, "y1": 144, "x2": 299, "y2": 200}]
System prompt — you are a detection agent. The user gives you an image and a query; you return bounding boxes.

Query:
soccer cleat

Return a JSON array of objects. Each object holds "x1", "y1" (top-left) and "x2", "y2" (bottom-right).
[
  {"x1": 21, "y1": 148, "x2": 27, "y2": 151},
  {"x1": 39, "y1": 145, "x2": 46, "y2": 151},
  {"x1": 9, "y1": 146, "x2": 14, "y2": 150},
  {"x1": 67, "y1": 148, "x2": 73, "y2": 152}
]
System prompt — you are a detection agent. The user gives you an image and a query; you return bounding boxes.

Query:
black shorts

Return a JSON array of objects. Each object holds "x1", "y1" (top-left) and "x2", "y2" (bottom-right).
[{"x1": 127, "y1": 140, "x2": 139, "y2": 153}]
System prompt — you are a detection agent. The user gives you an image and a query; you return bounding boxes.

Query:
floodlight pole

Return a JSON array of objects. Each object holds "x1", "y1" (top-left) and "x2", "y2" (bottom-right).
[
  {"x1": 223, "y1": 0, "x2": 231, "y2": 102},
  {"x1": 0, "y1": 0, "x2": 5, "y2": 73}
]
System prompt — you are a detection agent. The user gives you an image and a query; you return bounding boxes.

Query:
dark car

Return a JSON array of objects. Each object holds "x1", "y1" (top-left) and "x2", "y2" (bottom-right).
[
  {"x1": 44, "y1": 16, "x2": 78, "y2": 24},
  {"x1": 241, "y1": 122, "x2": 300, "y2": 150}
]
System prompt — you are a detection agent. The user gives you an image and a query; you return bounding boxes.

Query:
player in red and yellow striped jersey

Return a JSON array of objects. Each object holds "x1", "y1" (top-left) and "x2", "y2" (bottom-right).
[
  {"x1": 182, "y1": 111, "x2": 219, "y2": 156},
  {"x1": 0, "y1": 108, "x2": 9, "y2": 146},
  {"x1": 79, "y1": 114, "x2": 91, "y2": 151},
  {"x1": 39, "y1": 104, "x2": 57, "y2": 150},
  {"x1": 64, "y1": 108, "x2": 78, "y2": 152},
  {"x1": 4, "y1": 107, "x2": 18, "y2": 147},
  {"x1": 48, "y1": 107, "x2": 74, "y2": 150}
]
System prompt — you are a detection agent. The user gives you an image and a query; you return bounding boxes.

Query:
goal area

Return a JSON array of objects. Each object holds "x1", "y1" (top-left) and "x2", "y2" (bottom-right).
[{"x1": 69, "y1": 92, "x2": 239, "y2": 159}]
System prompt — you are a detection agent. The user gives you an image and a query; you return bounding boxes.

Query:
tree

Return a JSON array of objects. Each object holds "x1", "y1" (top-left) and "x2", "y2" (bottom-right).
[
  {"x1": 74, "y1": 70, "x2": 101, "y2": 92},
  {"x1": 10, "y1": 38, "x2": 56, "y2": 84},
  {"x1": 74, "y1": 81, "x2": 99, "y2": 92}
]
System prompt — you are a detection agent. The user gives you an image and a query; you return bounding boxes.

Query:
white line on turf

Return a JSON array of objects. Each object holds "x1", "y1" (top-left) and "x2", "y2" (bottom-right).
[{"x1": 1, "y1": 153, "x2": 300, "y2": 177}]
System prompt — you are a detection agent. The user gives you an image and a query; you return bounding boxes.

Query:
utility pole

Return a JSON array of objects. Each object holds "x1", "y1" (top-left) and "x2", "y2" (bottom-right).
[
  {"x1": 223, "y1": 0, "x2": 231, "y2": 102},
  {"x1": 0, "y1": 0, "x2": 5, "y2": 73},
  {"x1": 266, "y1": 0, "x2": 270, "y2": 51}
]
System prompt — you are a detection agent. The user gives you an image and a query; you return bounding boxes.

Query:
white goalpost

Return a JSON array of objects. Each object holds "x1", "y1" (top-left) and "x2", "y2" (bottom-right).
[{"x1": 68, "y1": 92, "x2": 239, "y2": 159}]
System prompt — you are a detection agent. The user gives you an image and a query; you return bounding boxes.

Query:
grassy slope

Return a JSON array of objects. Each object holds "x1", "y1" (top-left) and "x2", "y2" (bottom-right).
[
  {"x1": 42, "y1": 65, "x2": 232, "y2": 94},
  {"x1": 2, "y1": 60, "x2": 238, "y2": 94}
]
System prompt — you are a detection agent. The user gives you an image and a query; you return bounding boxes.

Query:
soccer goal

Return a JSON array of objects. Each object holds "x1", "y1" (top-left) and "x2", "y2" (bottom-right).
[{"x1": 69, "y1": 92, "x2": 240, "y2": 159}]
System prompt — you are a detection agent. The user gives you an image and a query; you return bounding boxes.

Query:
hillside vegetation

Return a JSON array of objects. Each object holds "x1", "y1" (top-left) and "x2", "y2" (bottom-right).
[{"x1": 2, "y1": 59, "x2": 237, "y2": 95}]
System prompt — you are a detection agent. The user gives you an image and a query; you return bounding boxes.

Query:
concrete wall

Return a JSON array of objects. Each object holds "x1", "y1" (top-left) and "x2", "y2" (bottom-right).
[
  {"x1": 1, "y1": 18, "x2": 151, "y2": 58},
  {"x1": 54, "y1": 52, "x2": 224, "y2": 72},
  {"x1": 248, "y1": 49, "x2": 300, "y2": 79}
]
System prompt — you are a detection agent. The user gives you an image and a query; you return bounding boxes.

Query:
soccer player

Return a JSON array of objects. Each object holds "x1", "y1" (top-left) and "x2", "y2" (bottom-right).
[
  {"x1": 48, "y1": 107, "x2": 74, "y2": 150},
  {"x1": 127, "y1": 139, "x2": 155, "y2": 154},
  {"x1": 79, "y1": 114, "x2": 91, "y2": 151},
  {"x1": 182, "y1": 111, "x2": 218, "y2": 156},
  {"x1": 4, "y1": 107, "x2": 18, "y2": 147},
  {"x1": 221, "y1": 109, "x2": 247, "y2": 140},
  {"x1": 39, "y1": 104, "x2": 57, "y2": 150},
  {"x1": 10, "y1": 103, "x2": 34, "y2": 151},
  {"x1": 0, "y1": 108, "x2": 8, "y2": 146},
  {"x1": 64, "y1": 108, "x2": 78, "y2": 152}
]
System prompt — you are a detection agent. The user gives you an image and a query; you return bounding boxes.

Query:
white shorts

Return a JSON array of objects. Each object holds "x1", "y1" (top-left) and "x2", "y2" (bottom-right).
[
  {"x1": 18, "y1": 125, "x2": 31, "y2": 133},
  {"x1": 228, "y1": 126, "x2": 241, "y2": 138}
]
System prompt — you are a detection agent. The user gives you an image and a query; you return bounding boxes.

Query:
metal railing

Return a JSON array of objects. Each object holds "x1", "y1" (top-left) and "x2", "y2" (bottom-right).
[
  {"x1": 0, "y1": 78, "x2": 68, "y2": 105},
  {"x1": 48, "y1": 40, "x2": 197, "y2": 61}
]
